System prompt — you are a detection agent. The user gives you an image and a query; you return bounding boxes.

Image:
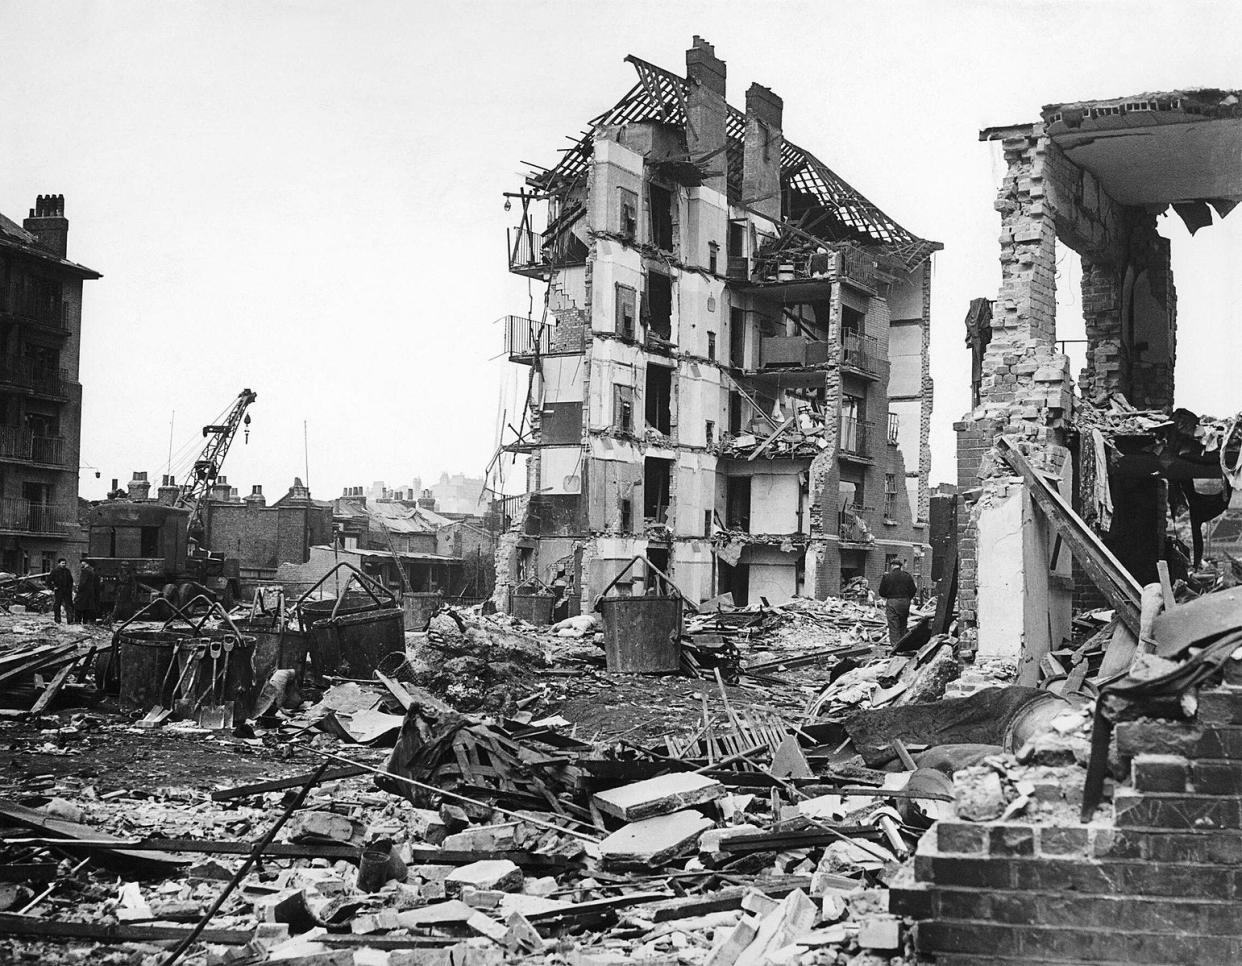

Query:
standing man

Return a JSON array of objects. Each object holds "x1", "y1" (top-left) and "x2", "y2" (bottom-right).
[
  {"x1": 878, "y1": 559, "x2": 916, "y2": 646},
  {"x1": 75, "y1": 560, "x2": 100, "y2": 625},
  {"x1": 47, "y1": 558, "x2": 75, "y2": 624}
]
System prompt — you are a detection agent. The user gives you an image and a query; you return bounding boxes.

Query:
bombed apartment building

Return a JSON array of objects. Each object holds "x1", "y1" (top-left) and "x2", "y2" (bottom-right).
[
  {"x1": 0, "y1": 196, "x2": 99, "y2": 572},
  {"x1": 956, "y1": 89, "x2": 1242, "y2": 674},
  {"x1": 495, "y1": 38, "x2": 940, "y2": 610}
]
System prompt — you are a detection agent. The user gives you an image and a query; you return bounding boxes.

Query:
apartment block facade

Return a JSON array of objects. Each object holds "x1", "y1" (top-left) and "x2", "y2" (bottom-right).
[
  {"x1": 0, "y1": 196, "x2": 99, "y2": 573},
  {"x1": 495, "y1": 39, "x2": 939, "y2": 609}
]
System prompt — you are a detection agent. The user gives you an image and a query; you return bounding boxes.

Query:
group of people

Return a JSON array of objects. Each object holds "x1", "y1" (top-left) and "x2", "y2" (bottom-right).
[{"x1": 45, "y1": 557, "x2": 101, "y2": 624}]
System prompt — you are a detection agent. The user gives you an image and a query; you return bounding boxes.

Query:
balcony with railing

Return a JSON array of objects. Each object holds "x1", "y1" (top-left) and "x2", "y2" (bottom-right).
[
  {"x1": 841, "y1": 333, "x2": 881, "y2": 378},
  {"x1": 758, "y1": 335, "x2": 831, "y2": 370},
  {"x1": 0, "y1": 362, "x2": 70, "y2": 399},
  {"x1": 503, "y1": 316, "x2": 553, "y2": 364},
  {"x1": 0, "y1": 498, "x2": 76, "y2": 535},
  {"x1": 887, "y1": 412, "x2": 901, "y2": 446},
  {"x1": 837, "y1": 504, "x2": 874, "y2": 545},
  {"x1": 507, "y1": 226, "x2": 547, "y2": 279},
  {"x1": 839, "y1": 417, "x2": 874, "y2": 461},
  {"x1": 0, "y1": 427, "x2": 66, "y2": 466},
  {"x1": 0, "y1": 297, "x2": 71, "y2": 336}
]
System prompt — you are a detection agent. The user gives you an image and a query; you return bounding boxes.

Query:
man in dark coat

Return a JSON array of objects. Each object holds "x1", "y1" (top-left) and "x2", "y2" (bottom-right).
[
  {"x1": 47, "y1": 558, "x2": 74, "y2": 624},
  {"x1": 878, "y1": 559, "x2": 917, "y2": 646},
  {"x1": 113, "y1": 560, "x2": 139, "y2": 623},
  {"x1": 75, "y1": 560, "x2": 100, "y2": 624}
]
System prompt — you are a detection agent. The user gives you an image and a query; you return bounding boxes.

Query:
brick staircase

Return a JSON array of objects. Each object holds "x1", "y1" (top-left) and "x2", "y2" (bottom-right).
[{"x1": 891, "y1": 684, "x2": 1242, "y2": 965}]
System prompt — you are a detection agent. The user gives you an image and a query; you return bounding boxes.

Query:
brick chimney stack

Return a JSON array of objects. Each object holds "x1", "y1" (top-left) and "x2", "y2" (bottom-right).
[
  {"x1": 418, "y1": 489, "x2": 437, "y2": 510},
  {"x1": 685, "y1": 36, "x2": 729, "y2": 196},
  {"x1": 210, "y1": 475, "x2": 232, "y2": 503},
  {"x1": 23, "y1": 194, "x2": 69, "y2": 258},
  {"x1": 127, "y1": 471, "x2": 151, "y2": 501},
  {"x1": 244, "y1": 484, "x2": 266, "y2": 508},
  {"x1": 157, "y1": 474, "x2": 180, "y2": 505},
  {"x1": 742, "y1": 83, "x2": 784, "y2": 221}
]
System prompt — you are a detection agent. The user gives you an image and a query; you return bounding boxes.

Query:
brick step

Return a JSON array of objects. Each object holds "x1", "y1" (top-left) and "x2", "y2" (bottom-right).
[
  {"x1": 916, "y1": 919, "x2": 1242, "y2": 963},
  {"x1": 1199, "y1": 686, "x2": 1242, "y2": 726},
  {"x1": 894, "y1": 887, "x2": 1241, "y2": 935},
  {"x1": 1116, "y1": 721, "x2": 1242, "y2": 760},
  {"x1": 914, "y1": 853, "x2": 1242, "y2": 897},
  {"x1": 1132, "y1": 754, "x2": 1242, "y2": 795},
  {"x1": 1113, "y1": 789, "x2": 1242, "y2": 829},
  {"x1": 928, "y1": 821, "x2": 1242, "y2": 865}
]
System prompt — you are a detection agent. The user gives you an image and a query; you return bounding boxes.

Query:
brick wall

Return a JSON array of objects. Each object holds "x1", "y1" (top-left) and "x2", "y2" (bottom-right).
[{"x1": 893, "y1": 684, "x2": 1242, "y2": 964}]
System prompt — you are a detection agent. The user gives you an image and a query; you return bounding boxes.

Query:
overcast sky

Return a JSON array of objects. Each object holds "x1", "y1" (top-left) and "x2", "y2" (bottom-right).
[{"x1": 3, "y1": 0, "x2": 1240, "y2": 502}]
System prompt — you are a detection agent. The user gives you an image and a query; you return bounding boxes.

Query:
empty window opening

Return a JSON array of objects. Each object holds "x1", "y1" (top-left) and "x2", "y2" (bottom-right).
[
  {"x1": 643, "y1": 457, "x2": 672, "y2": 524},
  {"x1": 726, "y1": 476, "x2": 751, "y2": 531},
  {"x1": 618, "y1": 188, "x2": 638, "y2": 239},
  {"x1": 615, "y1": 284, "x2": 636, "y2": 339},
  {"x1": 841, "y1": 305, "x2": 865, "y2": 340},
  {"x1": 705, "y1": 420, "x2": 715, "y2": 448},
  {"x1": 620, "y1": 497, "x2": 633, "y2": 532},
  {"x1": 645, "y1": 547, "x2": 670, "y2": 589},
  {"x1": 884, "y1": 473, "x2": 899, "y2": 521},
  {"x1": 708, "y1": 241, "x2": 719, "y2": 274},
  {"x1": 728, "y1": 220, "x2": 746, "y2": 260},
  {"x1": 718, "y1": 559, "x2": 749, "y2": 606},
  {"x1": 613, "y1": 384, "x2": 634, "y2": 434},
  {"x1": 707, "y1": 331, "x2": 717, "y2": 361},
  {"x1": 729, "y1": 307, "x2": 746, "y2": 367},
  {"x1": 645, "y1": 272, "x2": 672, "y2": 339},
  {"x1": 140, "y1": 526, "x2": 161, "y2": 558},
  {"x1": 728, "y1": 392, "x2": 743, "y2": 435},
  {"x1": 645, "y1": 364, "x2": 672, "y2": 435},
  {"x1": 841, "y1": 393, "x2": 865, "y2": 453},
  {"x1": 703, "y1": 509, "x2": 712, "y2": 536},
  {"x1": 649, "y1": 184, "x2": 674, "y2": 250}
]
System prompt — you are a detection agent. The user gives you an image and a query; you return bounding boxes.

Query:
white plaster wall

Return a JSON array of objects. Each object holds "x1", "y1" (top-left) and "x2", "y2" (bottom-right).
[
  {"x1": 590, "y1": 244, "x2": 644, "y2": 336},
  {"x1": 541, "y1": 447, "x2": 584, "y2": 494},
  {"x1": 686, "y1": 185, "x2": 728, "y2": 270},
  {"x1": 589, "y1": 137, "x2": 644, "y2": 236},
  {"x1": 673, "y1": 451, "x2": 714, "y2": 537},
  {"x1": 890, "y1": 399, "x2": 921, "y2": 460},
  {"x1": 549, "y1": 266, "x2": 589, "y2": 312},
  {"x1": 672, "y1": 540, "x2": 713, "y2": 603},
  {"x1": 888, "y1": 322, "x2": 923, "y2": 397},
  {"x1": 588, "y1": 340, "x2": 644, "y2": 429},
  {"x1": 676, "y1": 362, "x2": 723, "y2": 447},
  {"x1": 542, "y1": 355, "x2": 585, "y2": 404},
  {"x1": 676, "y1": 273, "x2": 725, "y2": 358},
  {"x1": 887, "y1": 266, "x2": 925, "y2": 320},
  {"x1": 750, "y1": 473, "x2": 799, "y2": 533},
  {"x1": 976, "y1": 485, "x2": 1027, "y2": 661},
  {"x1": 745, "y1": 546, "x2": 797, "y2": 605}
]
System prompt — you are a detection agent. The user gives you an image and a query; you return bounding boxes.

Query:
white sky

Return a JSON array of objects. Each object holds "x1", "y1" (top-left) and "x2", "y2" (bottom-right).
[{"x1": 2, "y1": 0, "x2": 1239, "y2": 502}]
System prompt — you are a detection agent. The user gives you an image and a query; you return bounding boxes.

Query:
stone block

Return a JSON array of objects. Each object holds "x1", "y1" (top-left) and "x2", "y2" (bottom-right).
[
  {"x1": 599, "y1": 810, "x2": 713, "y2": 869},
  {"x1": 1191, "y1": 760, "x2": 1242, "y2": 796},
  {"x1": 592, "y1": 772, "x2": 724, "y2": 822},
  {"x1": 1113, "y1": 790, "x2": 1242, "y2": 830},
  {"x1": 857, "y1": 915, "x2": 900, "y2": 950},
  {"x1": 444, "y1": 860, "x2": 524, "y2": 896},
  {"x1": 1132, "y1": 754, "x2": 1189, "y2": 793}
]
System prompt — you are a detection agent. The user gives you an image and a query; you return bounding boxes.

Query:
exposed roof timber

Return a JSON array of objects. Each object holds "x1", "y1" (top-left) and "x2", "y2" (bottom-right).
[{"x1": 530, "y1": 55, "x2": 940, "y2": 269}]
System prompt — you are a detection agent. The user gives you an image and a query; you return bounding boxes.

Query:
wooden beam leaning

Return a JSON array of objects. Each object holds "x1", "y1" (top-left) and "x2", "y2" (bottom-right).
[{"x1": 996, "y1": 435, "x2": 1142, "y2": 635}]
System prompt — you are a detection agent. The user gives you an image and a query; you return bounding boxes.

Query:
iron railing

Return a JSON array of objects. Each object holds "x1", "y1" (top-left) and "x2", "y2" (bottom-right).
[
  {"x1": 841, "y1": 333, "x2": 881, "y2": 376},
  {"x1": 0, "y1": 362, "x2": 69, "y2": 398},
  {"x1": 837, "y1": 504, "x2": 873, "y2": 543},
  {"x1": 0, "y1": 428, "x2": 66, "y2": 465},
  {"x1": 503, "y1": 315, "x2": 552, "y2": 363},
  {"x1": 0, "y1": 498, "x2": 75, "y2": 535},
  {"x1": 887, "y1": 412, "x2": 900, "y2": 445},
  {"x1": 0, "y1": 297, "x2": 70, "y2": 334},
  {"x1": 840, "y1": 417, "x2": 873, "y2": 458},
  {"x1": 491, "y1": 494, "x2": 527, "y2": 533},
  {"x1": 507, "y1": 226, "x2": 546, "y2": 278}
]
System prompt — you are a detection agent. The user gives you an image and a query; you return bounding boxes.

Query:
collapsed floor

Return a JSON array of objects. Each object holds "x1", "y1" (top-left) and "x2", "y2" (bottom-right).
[{"x1": 0, "y1": 557, "x2": 1239, "y2": 965}]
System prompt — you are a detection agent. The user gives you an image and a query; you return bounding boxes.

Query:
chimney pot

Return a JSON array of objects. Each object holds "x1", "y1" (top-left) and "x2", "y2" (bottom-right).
[{"x1": 686, "y1": 35, "x2": 726, "y2": 97}]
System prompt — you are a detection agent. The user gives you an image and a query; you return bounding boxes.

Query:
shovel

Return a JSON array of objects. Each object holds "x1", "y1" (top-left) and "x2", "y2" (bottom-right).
[
  {"x1": 173, "y1": 644, "x2": 202, "y2": 720},
  {"x1": 197, "y1": 638, "x2": 236, "y2": 730}
]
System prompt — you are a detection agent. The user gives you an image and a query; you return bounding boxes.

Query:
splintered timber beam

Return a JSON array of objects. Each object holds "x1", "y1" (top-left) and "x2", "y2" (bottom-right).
[{"x1": 996, "y1": 435, "x2": 1142, "y2": 635}]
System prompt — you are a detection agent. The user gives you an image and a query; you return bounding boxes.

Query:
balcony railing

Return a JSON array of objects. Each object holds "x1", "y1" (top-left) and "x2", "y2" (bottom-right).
[
  {"x1": 840, "y1": 417, "x2": 873, "y2": 459},
  {"x1": 838, "y1": 245, "x2": 879, "y2": 291},
  {"x1": 837, "y1": 504, "x2": 873, "y2": 544},
  {"x1": 491, "y1": 494, "x2": 527, "y2": 533},
  {"x1": 0, "y1": 427, "x2": 66, "y2": 465},
  {"x1": 507, "y1": 226, "x2": 547, "y2": 278},
  {"x1": 759, "y1": 335, "x2": 831, "y2": 369},
  {"x1": 503, "y1": 315, "x2": 552, "y2": 364},
  {"x1": 887, "y1": 412, "x2": 900, "y2": 445},
  {"x1": 0, "y1": 298, "x2": 71, "y2": 335},
  {"x1": 841, "y1": 333, "x2": 881, "y2": 377},
  {"x1": 0, "y1": 498, "x2": 75, "y2": 535},
  {"x1": 0, "y1": 362, "x2": 69, "y2": 398}
]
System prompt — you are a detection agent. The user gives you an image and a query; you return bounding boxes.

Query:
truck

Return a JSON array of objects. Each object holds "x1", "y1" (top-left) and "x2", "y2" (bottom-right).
[
  {"x1": 85, "y1": 501, "x2": 242, "y2": 609},
  {"x1": 86, "y1": 388, "x2": 256, "y2": 613}
]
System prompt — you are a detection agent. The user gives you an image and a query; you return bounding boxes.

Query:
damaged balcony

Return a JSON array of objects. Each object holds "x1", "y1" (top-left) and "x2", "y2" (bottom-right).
[
  {"x1": 0, "y1": 362, "x2": 70, "y2": 400},
  {"x1": 0, "y1": 428, "x2": 66, "y2": 467},
  {"x1": 740, "y1": 241, "x2": 881, "y2": 302},
  {"x1": 502, "y1": 315, "x2": 584, "y2": 365},
  {"x1": 839, "y1": 417, "x2": 874, "y2": 463},
  {"x1": 837, "y1": 504, "x2": 875, "y2": 547},
  {"x1": 840, "y1": 333, "x2": 880, "y2": 379},
  {"x1": 0, "y1": 296, "x2": 72, "y2": 337}
]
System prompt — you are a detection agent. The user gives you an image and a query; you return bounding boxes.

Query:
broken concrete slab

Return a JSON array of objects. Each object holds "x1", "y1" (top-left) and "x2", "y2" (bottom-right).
[
  {"x1": 444, "y1": 859, "x2": 523, "y2": 896},
  {"x1": 394, "y1": 899, "x2": 475, "y2": 929},
  {"x1": 592, "y1": 772, "x2": 724, "y2": 822},
  {"x1": 769, "y1": 735, "x2": 813, "y2": 779},
  {"x1": 599, "y1": 810, "x2": 714, "y2": 869}
]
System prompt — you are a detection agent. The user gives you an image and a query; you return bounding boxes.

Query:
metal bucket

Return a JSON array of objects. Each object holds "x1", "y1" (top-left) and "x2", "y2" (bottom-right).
[
  {"x1": 238, "y1": 619, "x2": 310, "y2": 687},
  {"x1": 510, "y1": 593, "x2": 555, "y2": 625},
  {"x1": 174, "y1": 630, "x2": 258, "y2": 719},
  {"x1": 599, "y1": 595, "x2": 682, "y2": 673},
  {"x1": 402, "y1": 592, "x2": 442, "y2": 631},
  {"x1": 308, "y1": 607, "x2": 405, "y2": 679},
  {"x1": 115, "y1": 629, "x2": 184, "y2": 712}
]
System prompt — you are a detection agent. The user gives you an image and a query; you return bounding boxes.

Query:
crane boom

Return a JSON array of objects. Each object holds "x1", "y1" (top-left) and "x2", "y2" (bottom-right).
[{"x1": 177, "y1": 388, "x2": 257, "y2": 545}]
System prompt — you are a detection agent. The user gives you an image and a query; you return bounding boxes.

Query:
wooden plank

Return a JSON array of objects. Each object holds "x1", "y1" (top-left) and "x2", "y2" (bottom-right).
[
  {"x1": 747, "y1": 415, "x2": 797, "y2": 461},
  {"x1": 0, "y1": 800, "x2": 185, "y2": 870},
  {"x1": 210, "y1": 765, "x2": 367, "y2": 801},
  {"x1": 0, "y1": 645, "x2": 77, "y2": 686},
  {"x1": 1156, "y1": 560, "x2": 1176, "y2": 611},
  {"x1": 28, "y1": 658, "x2": 80, "y2": 716},
  {"x1": 0, "y1": 912, "x2": 252, "y2": 945},
  {"x1": 996, "y1": 436, "x2": 1141, "y2": 634}
]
